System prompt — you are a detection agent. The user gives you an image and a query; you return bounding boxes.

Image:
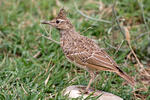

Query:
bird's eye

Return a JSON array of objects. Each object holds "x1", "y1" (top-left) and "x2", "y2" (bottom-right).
[{"x1": 56, "y1": 20, "x2": 60, "y2": 24}]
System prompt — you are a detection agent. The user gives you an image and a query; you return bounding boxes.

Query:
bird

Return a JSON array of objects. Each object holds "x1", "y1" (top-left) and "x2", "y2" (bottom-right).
[{"x1": 41, "y1": 8, "x2": 135, "y2": 92}]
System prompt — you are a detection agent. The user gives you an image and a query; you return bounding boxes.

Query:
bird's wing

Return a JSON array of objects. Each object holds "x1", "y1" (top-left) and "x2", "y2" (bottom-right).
[
  {"x1": 66, "y1": 48, "x2": 118, "y2": 71},
  {"x1": 66, "y1": 46, "x2": 118, "y2": 71},
  {"x1": 85, "y1": 49, "x2": 119, "y2": 71}
]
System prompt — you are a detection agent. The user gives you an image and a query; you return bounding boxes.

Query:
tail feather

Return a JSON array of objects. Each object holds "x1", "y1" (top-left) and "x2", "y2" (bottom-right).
[{"x1": 116, "y1": 68, "x2": 135, "y2": 87}]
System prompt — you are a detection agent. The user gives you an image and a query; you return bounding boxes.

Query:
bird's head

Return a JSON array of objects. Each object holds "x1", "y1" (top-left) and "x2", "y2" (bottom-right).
[{"x1": 41, "y1": 8, "x2": 73, "y2": 30}]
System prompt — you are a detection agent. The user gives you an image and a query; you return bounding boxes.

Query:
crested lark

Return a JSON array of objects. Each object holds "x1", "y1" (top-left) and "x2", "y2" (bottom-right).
[{"x1": 42, "y1": 8, "x2": 135, "y2": 91}]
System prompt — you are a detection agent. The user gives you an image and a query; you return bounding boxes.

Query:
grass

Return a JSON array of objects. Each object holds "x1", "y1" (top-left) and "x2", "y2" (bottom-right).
[{"x1": 0, "y1": 0, "x2": 150, "y2": 99}]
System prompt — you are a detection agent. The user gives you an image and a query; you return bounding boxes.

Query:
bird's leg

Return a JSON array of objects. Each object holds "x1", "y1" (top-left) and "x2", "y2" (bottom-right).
[{"x1": 85, "y1": 70, "x2": 95, "y2": 92}]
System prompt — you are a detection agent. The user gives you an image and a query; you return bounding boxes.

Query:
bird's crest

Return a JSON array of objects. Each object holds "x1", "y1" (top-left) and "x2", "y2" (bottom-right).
[{"x1": 57, "y1": 8, "x2": 67, "y2": 19}]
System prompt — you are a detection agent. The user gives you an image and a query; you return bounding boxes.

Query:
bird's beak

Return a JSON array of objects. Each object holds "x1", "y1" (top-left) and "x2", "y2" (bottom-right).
[{"x1": 41, "y1": 21, "x2": 51, "y2": 24}]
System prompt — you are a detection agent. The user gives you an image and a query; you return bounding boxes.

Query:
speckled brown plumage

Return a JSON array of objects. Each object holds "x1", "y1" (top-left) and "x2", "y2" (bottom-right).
[{"x1": 42, "y1": 8, "x2": 135, "y2": 91}]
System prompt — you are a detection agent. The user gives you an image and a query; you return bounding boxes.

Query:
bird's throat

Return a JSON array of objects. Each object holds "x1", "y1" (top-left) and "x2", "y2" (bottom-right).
[{"x1": 59, "y1": 28, "x2": 78, "y2": 38}]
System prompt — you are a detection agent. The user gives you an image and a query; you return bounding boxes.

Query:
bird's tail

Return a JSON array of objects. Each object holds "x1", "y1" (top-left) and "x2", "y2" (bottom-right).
[{"x1": 116, "y1": 68, "x2": 135, "y2": 87}]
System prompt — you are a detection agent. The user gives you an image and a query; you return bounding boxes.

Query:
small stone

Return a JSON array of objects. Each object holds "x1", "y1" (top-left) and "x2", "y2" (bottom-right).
[{"x1": 64, "y1": 85, "x2": 123, "y2": 100}]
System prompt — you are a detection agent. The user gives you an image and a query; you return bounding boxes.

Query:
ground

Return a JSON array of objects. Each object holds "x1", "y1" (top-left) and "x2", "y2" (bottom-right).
[{"x1": 0, "y1": 0, "x2": 150, "y2": 100}]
